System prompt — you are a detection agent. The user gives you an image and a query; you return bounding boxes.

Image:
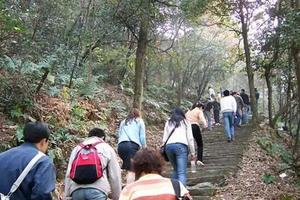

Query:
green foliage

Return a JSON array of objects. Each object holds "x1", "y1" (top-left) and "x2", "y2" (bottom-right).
[
  {"x1": 10, "y1": 106, "x2": 23, "y2": 119},
  {"x1": 52, "y1": 128, "x2": 76, "y2": 142},
  {"x1": 15, "y1": 124, "x2": 24, "y2": 143},
  {"x1": 0, "y1": 0, "x2": 25, "y2": 44},
  {"x1": 108, "y1": 99, "x2": 127, "y2": 115},
  {"x1": 280, "y1": 10, "x2": 300, "y2": 48},
  {"x1": 71, "y1": 104, "x2": 86, "y2": 120},
  {"x1": 257, "y1": 137, "x2": 293, "y2": 165},
  {"x1": 278, "y1": 194, "x2": 294, "y2": 200},
  {"x1": 181, "y1": 0, "x2": 209, "y2": 20},
  {"x1": 48, "y1": 127, "x2": 80, "y2": 178},
  {"x1": 262, "y1": 173, "x2": 276, "y2": 184},
  {"x1": 77, "y1": 76, "x2": 99, "y2": 98},
  {"x1": 296, "y1": 179, "x2": 300, "y2": 188}
]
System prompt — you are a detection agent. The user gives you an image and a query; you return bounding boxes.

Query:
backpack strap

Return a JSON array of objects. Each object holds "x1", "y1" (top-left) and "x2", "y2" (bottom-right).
[
  {"x1": 7, "y1": 151, "x2": 45, "y2": 197},
  {"x1": 171, "y1": 179, "x2": 181, "y2": 199},
  {"x1": 80, "y1": 138, "x2": 104, "y2": 149}
]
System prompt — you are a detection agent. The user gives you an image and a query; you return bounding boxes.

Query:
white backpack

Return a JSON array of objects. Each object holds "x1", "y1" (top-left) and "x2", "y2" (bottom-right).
[{"x1": 0, "y1": 151, "x2": 44, "y2": 200}]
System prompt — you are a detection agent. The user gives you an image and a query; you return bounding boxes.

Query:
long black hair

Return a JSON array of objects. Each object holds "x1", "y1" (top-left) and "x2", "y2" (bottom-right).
[
  {"x1": 168, "y1": 107, "x2": 186, "y2": 128},
  {"x1": 191, "y1": 101, "x2": 205, "y2": 109}
]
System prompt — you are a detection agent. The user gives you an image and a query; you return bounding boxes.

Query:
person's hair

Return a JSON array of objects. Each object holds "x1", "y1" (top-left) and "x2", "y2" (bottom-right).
[
  {"x1": 241, "y1": 89, "x2": 245, "y2": 93},
  {"x1": 192, "y1": 101, "x2": 204, "y2": 109},
  {"x1": 23, "y1": 122, "x2": 50, "y2": 143},
  {"x1": 88, "y1": 128, "x2": 105, "y2": 140},
  {"x1": 132, "y1": 148, "x2": 164, "y2": 180},
  {"x1": 223, "y1": 90, "x2": 230, "y2": 96},
  {"x1": 125, "y1": 108, "x2": 140, "y2": 125},
  {"x1": 169, "y1": 107, "x2": 186, "y2": 128},
  {"x1": 231, "y1": 91, "x2": 237, "y2": 95}
]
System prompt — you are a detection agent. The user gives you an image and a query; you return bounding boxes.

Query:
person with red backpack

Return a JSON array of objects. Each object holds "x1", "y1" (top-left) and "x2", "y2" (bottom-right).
[{"x1": 64, "y1": 128, "x2": 121, "y2": 200}]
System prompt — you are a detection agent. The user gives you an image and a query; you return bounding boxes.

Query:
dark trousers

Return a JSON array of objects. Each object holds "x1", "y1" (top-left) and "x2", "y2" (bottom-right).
[
  {"x1": 118, "y1": 141, "x2": 140, "y2": 170},
  {"x1": 191, "y1": 124, "x2": 203, "y2": 161},
  {"x1": 213, "y1": 109, "x2": 220, "y2": 123}
]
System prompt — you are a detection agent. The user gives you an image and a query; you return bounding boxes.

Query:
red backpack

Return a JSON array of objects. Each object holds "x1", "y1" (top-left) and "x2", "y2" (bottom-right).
[{"x1": 70, "y1": 139, "x2": 103, "y2": 184}]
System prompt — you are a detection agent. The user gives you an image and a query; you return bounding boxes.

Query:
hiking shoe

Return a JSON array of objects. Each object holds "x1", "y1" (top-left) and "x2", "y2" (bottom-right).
[{"x1": 196, "y1": 160, "x2": 205, "y2": 166}]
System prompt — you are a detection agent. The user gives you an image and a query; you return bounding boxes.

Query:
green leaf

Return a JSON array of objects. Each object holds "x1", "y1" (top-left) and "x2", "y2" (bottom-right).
[
  {"x1": 15, "y1": 125, "x2": 24, "y2": 143},
  {"x1": 47, "y1": 74, "x2": 55, "y2": 84},
  {"x1": 262, "y1": 173, "x2": 276, "y2": 184}
]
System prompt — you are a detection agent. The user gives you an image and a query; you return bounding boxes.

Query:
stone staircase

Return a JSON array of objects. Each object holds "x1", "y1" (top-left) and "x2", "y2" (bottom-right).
[{"x1": 163, "y1": 124, "x2": 252, "y2": 200}]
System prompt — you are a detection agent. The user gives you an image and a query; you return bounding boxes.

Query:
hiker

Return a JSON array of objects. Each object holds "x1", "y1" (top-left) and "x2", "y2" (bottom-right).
[
  {"x1": 64, "y1": 128, "x2": 121, "y2": 200},
  {"x1": 240, "y1": 89, "x2": 250, "y2": 124},
  {"x1": 211, "y1": 95, "x2": 221, "y2": 125},
  {"x1": 117, "y1": 108, "x2": 146, "y2": 184},
  {"x1": 0, "y1": 121, "x2": 56, "y2": 200},
  {"x1": 208, "y1": 86, "x2": 215, "y2": 101},
  {"x1": 119, "y1": 148, "x2": 192, "y2": 200},
  {"x1": 220, "y1": 90, "x2": 237, "y2": 142},
  {"x1": 232, "y1": 92, "x2": 245, "y2": 127},
  {"x1": 185, "y1": 101, "x2": 207, "y2": 165},
  {"x1": 204, "y1": 99, "x2": 213, "y2": 130},
  {"x1": 162, "y1": 107, "x2": 195, "y2": 186}
]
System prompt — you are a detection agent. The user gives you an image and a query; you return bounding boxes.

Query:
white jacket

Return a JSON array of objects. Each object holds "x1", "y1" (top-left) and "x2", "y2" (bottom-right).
[
  {"x1": 220, "y1": 95, "x2": 237, "y2": 113},
  {"x1": 162, "y1": 120, "x2": 195, "y2": 155}
]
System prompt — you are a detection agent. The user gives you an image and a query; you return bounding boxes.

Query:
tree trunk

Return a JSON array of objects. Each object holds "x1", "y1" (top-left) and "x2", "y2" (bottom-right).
[
  {"x1": 36, "y1": 69, "x2": 49, "y2": 94},
  {"x1": 292, "y1": 39, "x2": 300, "y2": 155},
  {"x1": 133, "y1": 3, "x2": 149, "y2": 110},
  {"x1": 239, "y1": 0, "x2": 258, "y2": 124},
  {"x1": 265, "y1": 69, "x2": 273, "y2": 127},
  {"x1": 68, "y1": 42, "x2": 80, "y2": 88},
  {"x1": 291, "y1": 0, "x2": 300, "y2": 155}
]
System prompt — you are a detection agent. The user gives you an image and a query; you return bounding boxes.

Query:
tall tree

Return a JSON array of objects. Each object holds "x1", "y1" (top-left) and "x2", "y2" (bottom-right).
[{"x1": 133, "y1": 0, "x2": 150, "y2": 110}]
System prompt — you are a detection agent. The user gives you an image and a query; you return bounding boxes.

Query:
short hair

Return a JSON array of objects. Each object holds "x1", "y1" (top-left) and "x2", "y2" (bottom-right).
[
  {"x1": 132, "y1": 148, "x2": 164, "y2": 179},
  {"x1": 23, "y1": 122, "x2": 50, "y2": 143},
  {"x1": 223, "y1": 90, "x2": 230, "y2": 96},
  {"x1": 241, "y1": 89, "x2": 245, "y2": 93},
  {"x1": 88, "y1": 128, "x2": 105, "y2": 140}
]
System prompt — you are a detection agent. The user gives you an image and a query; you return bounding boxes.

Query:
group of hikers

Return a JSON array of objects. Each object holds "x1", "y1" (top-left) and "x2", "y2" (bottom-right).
[{"x1": 0, "y1": 87, "x2": 256, "y2": 200}]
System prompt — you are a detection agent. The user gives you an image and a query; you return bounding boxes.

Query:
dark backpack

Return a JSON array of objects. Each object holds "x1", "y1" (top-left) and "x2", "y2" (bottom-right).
[{"x1": 70, "y1": 140, "x2": 103, "y2": 184}]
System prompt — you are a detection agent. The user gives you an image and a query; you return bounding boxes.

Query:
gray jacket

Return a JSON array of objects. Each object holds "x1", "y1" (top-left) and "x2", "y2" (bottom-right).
[{"x1": 64, "y1": 137, "x2": 121, "y2": 200}]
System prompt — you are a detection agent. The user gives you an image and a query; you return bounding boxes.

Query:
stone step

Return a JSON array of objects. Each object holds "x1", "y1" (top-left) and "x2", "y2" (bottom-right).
[
  {"x1": 192, "y1": 196, "x2": 212, "y2": 200},
  {"x1": 188, "y1": 182, "x2": 216, "y2": 196},
  {"x1": 204, "y1": 153, "x2": 243, "y2": 158},
  {"x1": 187, "y1": 174, "x2": 225, "y2": 186},
  {"x1": 203, "y1": 158, "x2": 240, "y2": 164},
  {"x1": 164, "y1": 168, "x2": 227, "y2": 178}
]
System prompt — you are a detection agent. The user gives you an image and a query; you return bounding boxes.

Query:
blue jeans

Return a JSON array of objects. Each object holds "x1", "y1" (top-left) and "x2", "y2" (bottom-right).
[
  {"x1": 223, "y1": 112, "x2": 234, "y2": 140},
  {"x1": 165, "y1": 143, "x2": 188, "y2": 186},
  {"x1": 72, "y1": 188, "x2": 107, "y2": 200},
  {"x1": 234, "y1": 111, "x2": 241, "y2": 126}
]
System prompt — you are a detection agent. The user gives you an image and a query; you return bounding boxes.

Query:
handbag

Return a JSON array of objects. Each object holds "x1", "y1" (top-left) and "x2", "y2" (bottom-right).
[{"x1": 160, "y1": 126, "x2": 176, "y2": 162}]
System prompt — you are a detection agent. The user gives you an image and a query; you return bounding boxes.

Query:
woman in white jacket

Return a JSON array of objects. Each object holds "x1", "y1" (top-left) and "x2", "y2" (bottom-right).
[{"x1": 162, "y1": 107, "x2": 195, "y2": 186}]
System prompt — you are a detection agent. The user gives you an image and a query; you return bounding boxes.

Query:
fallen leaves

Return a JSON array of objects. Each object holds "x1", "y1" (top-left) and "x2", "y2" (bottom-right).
[{"x1": 212, "y1": 125, "x2": 300, "y2": 200}]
